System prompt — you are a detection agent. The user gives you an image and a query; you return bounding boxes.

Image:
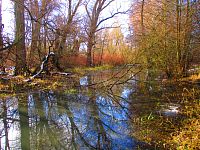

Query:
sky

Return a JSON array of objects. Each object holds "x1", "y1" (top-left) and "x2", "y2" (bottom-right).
[
  {"x1": 2, "y1": 0, "x2": 131, "y2": 38},
  {"x1": 2, "y1": 0, "x2": 14, "y2": 36}
]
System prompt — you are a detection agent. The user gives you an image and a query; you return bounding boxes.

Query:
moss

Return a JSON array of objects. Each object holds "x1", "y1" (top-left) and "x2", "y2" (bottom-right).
[{"x1": 64, "y1": 88, "x2": 78, "y2": 94}]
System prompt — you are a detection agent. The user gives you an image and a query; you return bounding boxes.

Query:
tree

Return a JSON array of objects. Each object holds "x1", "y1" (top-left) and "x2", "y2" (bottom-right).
[
  {"x1": 0, "y1": 0, "x2": 3, "y2": 70},
  {"x1": 84, "y1": 0, "x2": 127, "y2": 66},
  {"x1": 14, "y1": 0, "x2": 27, "y2": 75},
  {"x1": 191, "y1": 0, "x2": 200, "y2": 64},
  {"x1": 0, "y1": 0, "x2": 2, "y2": 49},
  {"x1": 29, "y1": 0, "x2": 42, "y2": 64},
  {"x1": 130, "y1": 0, "x2": 199, "y2": 78},
  {"x1": 27, "y1": 0, "x2": 58, "y2": 67},
  {"x1": 54, "y1": 0, "x2": 82, "y2": 70}
]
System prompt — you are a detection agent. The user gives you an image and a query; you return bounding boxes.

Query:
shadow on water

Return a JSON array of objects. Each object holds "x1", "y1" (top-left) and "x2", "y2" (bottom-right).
[{"x1": 0, "y1": 69, "x2": 198, "y2": 149}]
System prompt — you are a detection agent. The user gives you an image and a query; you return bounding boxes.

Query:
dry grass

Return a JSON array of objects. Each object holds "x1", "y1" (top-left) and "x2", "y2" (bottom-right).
[
  {"x1": 188, "y1": 73, "x2": 200, "y2": 81},
  {"x1": 60, "y1": 52, "x2": 126, "y2": 67}
]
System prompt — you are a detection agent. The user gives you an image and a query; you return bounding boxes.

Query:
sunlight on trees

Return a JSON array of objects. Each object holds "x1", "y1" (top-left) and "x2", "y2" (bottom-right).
[
  {"x1": 130, "y1": 0, "x2": 200, "y2": 78},
  {"x1": 0, "y1": 0, "x2": 199, "y2": 78}
]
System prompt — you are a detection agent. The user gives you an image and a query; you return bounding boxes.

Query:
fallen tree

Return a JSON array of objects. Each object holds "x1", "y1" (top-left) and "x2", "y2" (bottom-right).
[
  {"x1": 24, "y1": 52, "x2": 55, "y2": 82},
  {"x1": 24, "y1": 51, "x2": 70, "y2": 82}
]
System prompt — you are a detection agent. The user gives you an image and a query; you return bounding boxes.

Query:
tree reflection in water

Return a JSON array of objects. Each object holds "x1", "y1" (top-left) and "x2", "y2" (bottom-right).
[{"x1": 0, "y1": 75, "x2": 137, "y2": 149}]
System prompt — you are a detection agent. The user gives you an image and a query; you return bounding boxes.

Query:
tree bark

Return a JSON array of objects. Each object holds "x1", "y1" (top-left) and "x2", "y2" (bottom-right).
[
  {"x1": 14, "y1": 0, "x2": 27, "y2": 75},
  {"x1": 0, "y1": 0, "x2": 4, "y2": 70},
  {"x1": 30, "y1": 0, "x2": 42, "y2": 64},
  {"x1": 86, "y1": 36, "x2": 94, "y2": 66},
  {"x1": 0, "y1": 0, "x2": 3, "y2": 48}
]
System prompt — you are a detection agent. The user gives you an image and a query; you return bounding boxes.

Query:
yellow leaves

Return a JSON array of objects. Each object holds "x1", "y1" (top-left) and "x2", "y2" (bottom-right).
[
  {"x1": 172, "y1": 118, "x2": 200, "y2": 150},
  {"x1": 170, "y1": 94, "x2": 200, "y2": 149},
  {"x1": 0, "y1": 83, "x2": 6, "y2": 90},
  {"x1": 188, "y1": 73, "x2": 200, "y2": 81}
]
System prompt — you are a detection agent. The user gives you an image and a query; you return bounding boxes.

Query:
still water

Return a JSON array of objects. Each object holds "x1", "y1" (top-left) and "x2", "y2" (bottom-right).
[{"x1": 0, "y1": 70, "x2": 186, "y2": 149}]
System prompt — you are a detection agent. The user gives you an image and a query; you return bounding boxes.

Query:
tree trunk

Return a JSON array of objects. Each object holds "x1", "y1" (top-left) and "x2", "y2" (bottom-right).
[
  {"x1": 0, "y1": 0, "x2": 2, "y2": 48},
  {"x1": 86, "y1": 40, "x2": 94, "y2": 67},
  {"x1": 181, "y1": 0, "x2": 192, "y2": 76},
  {"x1": 141, "y1": 0, "x2": 145, "y2": 35},
  {"x1": 0, "y1": 0, "x2": 4, "y2": 70},
  {"x1": 30, "y1": 0, "x2": 42, "y2": 65},
  {"x1": 176, "y1": 0, "x2": 182, "y2": 74},
  {"x1": 14, "y1": 0, "x2": 27, "y2": 75}
]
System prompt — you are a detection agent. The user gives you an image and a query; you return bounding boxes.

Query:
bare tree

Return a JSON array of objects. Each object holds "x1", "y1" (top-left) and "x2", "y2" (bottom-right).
[
  {"x1": 54, "y1": 0, "x2": 82, "y2": 70},
  {"x1": 84, "y1": 0, "x2": 127, "y2": 67},
  {"x1": 28, "y1": 0, "x2": 57, "y2": 65}
]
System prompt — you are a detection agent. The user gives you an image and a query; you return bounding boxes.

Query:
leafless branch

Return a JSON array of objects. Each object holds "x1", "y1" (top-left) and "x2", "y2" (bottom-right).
[
  {"x1": 96, "y1": 25, "x2": 121, "y2": 32},
  {"x1": 97, "y1": 10, "x2": 128, "y2": 28}
]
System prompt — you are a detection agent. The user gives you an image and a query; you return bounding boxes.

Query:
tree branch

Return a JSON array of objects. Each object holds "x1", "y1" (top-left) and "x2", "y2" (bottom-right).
[
  {"x1": 97, "y1": 10, "x2": 128, "y2": 28},
  {"x1": 96, "y1": 25, "x2": 121, "y2": 32}
]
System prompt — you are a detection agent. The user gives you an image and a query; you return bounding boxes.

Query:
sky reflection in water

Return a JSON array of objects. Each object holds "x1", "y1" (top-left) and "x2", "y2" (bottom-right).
[{"x1": 0, "y1": 75, "x2": 136, "y2": 150}]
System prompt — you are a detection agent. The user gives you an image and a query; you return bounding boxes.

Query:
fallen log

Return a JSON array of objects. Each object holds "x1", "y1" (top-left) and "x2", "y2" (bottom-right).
[
  {"x1": 24, "y1": 52, "x2": 71, "y2": 82},
  {"x1": 24, "y1": 52, "x2": 55, "y2": 82}
]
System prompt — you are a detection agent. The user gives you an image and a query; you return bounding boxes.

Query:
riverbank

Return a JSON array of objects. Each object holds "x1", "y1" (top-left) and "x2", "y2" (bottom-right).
[
  {"x1": 1, "y1": 65, "x2": 199, "y2": 94},
  {"x1": 132, "y1": 80, "x2": 200, "y2": 149},
  {"x1": 0, "y1": 65, "x2": 114, "y2": 95}
]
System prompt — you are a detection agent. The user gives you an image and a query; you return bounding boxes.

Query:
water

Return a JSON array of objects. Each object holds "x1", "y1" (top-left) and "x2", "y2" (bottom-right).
[
  {"x1": 0, "y1": 70, "x2": 140, "y2": 150},
  {"x1": 0, "y1": 69, "x2": 195, "y2": 150}
]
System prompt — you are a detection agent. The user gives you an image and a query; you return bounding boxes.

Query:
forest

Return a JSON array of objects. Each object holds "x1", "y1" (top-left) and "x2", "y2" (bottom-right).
[{"x1": 0, "y1": 0, "x2": 199, "y2": 149}]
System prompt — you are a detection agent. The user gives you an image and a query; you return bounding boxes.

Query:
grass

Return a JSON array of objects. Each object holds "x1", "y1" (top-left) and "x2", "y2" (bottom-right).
[
  {"x1": 0, "y1": 64, "x2": 113, "y2": 94},
  {"x1": 131, "y1": 85, "x2": 200, "y2": 149},
  {"x1": 171, "y1": 115, "x2": 200, "y2": 149},
  {"x1": 169, "y1": 88, "x2": 200, "y2": 149},
  {"x1": 0, "y1": 74, "x2": 77, "y2": 94},
  {"x1": 188, "y1": 73, "x2": 200, "y2": 81},
  {"x1": 72, "y1": 64, "x2": 113, "y2": 75}
]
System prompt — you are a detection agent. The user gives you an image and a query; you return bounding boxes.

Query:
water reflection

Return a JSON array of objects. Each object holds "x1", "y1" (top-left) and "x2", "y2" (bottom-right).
[
  {"x1": 0, "y1": 98, "x2": 21, "y2": 150},
  {"x1": 80, "y1": 76, "x2": 88, "y2": 86},
  {"x1": 0, "y1": 75, "x2": 137, "y2": 149},
  {"x1": 0, "y1": 69, "x2": 187, "y2": 149},
  {"x1": 159, "y1": 103, "x2": 180, "y2": 116}
]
